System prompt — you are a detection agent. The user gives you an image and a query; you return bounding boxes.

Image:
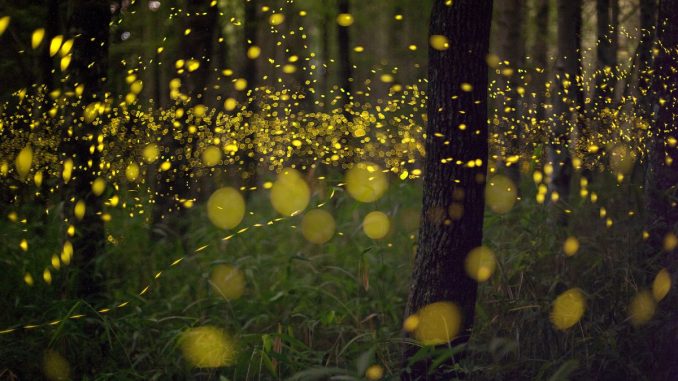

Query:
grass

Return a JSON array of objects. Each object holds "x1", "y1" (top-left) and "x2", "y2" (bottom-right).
[{"x1": 0, "y1": 168, "x2": 665, "y2": 380}]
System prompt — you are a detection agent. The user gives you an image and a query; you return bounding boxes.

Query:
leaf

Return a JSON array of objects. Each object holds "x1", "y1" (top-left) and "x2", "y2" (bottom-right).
[
  {"x1": 355, "y1": 347, "x2": 375, "y2": 375},
  {"x1": 547, "y1": 359, "x2": 579, "y2": 381},
  {"x1": 286, "y1": 367, "x2": 350, "y2": 381}
]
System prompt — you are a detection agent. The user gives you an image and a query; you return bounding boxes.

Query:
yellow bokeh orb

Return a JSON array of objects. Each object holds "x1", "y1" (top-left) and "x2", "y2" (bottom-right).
[
  {"x1": 143, "y1": 143, "x2": 160, "y2": 163},
  {"x1": 365, "y1": 364, "x2": 384, "y2": 380},
  {"x1": 15, "y1": 145, "x2": 33, "y2": 179},
  {"x1": 180, "y1": 326, "x2": 236, "y2": 368},
  {"x1": 609, "y1": 144, "x2": 636, "y2": 175},
  {"x1": 413, "y1": 301, "x2": 462, "y2": 345},
  {"x1": 210, "y1": 264, "x2": 245, "y2": 301},
  {"x1": 336, "y1": 13, "x2": 354, "y2": 27},
  {"x1": 269, "y1": 13, "x2": 285, "y2": 26},
  {"x1": 629, "y1": 290, "x2": 656, "y2": 327},
  {"x1": 563, "y1": 236, "x2": 580, "y2": 257},
  {"x1": 485, "y1": 175, "x2": 517, "y2": 214},
  {"x1": 92, "y1": 177, "x2": 106, "y2": 196},
  {"x1": 74, "y1": 200, "x2": 86, "y2": 220},
  {"x1": 402, "y1": 315, "x2": 420, "y2": 332},
  {"x1": 43, "y1": 350, "x2": 70, "y2": 381},
  {"x1": 652, "y1": 268, "x2": 671, "y2": 302},
  {"x1": 125, "y1": 163, "x2": 140, "y2": 182},
  {"x1": 301, "y1": 209, "x2": 336, "y2": 244},
  {"x1": 202, "y1": 145, "x2": 222, "y2": 167},
  {"x1": 429, "y1": 34, "x2": 449, "y2": 51},
  {"x1": 362, "y1": 211, "x2": 390, "y2": 240},
  {"x1": 464, "y1": 246, "x2": 496, "y2": 282},
  {"x1": 550, "y1": 288, "x2": 586, "y2": 330},
  {"x1": 270, "y1": 168, "x2": 310, "y2": 216},
  {"x1": 207, "y1": 187, "x2": 245, "y2": 230},
  {"x1": 346, "y1": 162, "x2": 388, "y2": 203}
]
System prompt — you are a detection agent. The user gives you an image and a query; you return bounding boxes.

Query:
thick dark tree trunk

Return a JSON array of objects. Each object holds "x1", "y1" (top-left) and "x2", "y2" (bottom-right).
[
  {"x1": 494, "y1": 0, "x2": 525, "y2": 187},
  {"x1": 337, "y1": 0, "x2": 352, "y2": 119},
  {"x1": 647, "y1": 1, "x2": 678, "y2": 379},
  {"x1": 402, "y1": 1, "x2": 493, "y2": 379},
  {"x1": 66, "y1": 0, "x2": 110, "y2": 299},
  {"x1": 547, "y1": 0, "x2": 582, "y2": 224}
]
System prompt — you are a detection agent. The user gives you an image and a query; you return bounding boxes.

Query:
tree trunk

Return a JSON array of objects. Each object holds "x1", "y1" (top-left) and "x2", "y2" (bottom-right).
[
  {"x1": 242, "y1": 0, "x2": 258, "y2": 191},
  {"x1": 66, "y1": 0, "x2": 111, "y2": 299},
  {"x1": 647, "y1": 1, "x2": 678, "y2": 379},
  {"x1": 402, "y1": 1, "x2": 493, "y2": 379},
  {"x1": 533, "y1": 0, "x2": 550, "y2": 124},
  {"x1": 493, "y1": 0, "x2": 525, "y2": 187},
  {"x1": 41, "y1": 0, "x2": 60, "y2": 91},
  {"x1": 595, "y1": 0, "x2": 618, "y2": 103},
  {"x1": 547, "y1": 0, "x2": 581, "y2": 224},
  {"x1": 637, "y1": 0, "x2": 657, "y2": 115},
  {"x1": 152, "y1": 0, "x2": 218, "y2": 238},
  {"x1": 337, "y1": 0, "x2": 352, "y2": 120}
]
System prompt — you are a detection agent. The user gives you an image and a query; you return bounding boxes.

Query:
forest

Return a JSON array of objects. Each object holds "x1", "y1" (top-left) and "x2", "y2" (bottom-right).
[{"x1": 0, "y1": 0, "x2": 677, "y2": 380}]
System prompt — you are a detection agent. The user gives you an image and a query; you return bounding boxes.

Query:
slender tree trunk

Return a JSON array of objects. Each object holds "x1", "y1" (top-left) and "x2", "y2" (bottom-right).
[
  {"x1": 547, "y1": 0, "x2": 581, "y2": 224},
  {"x1": 595, "y1": 0, "x2": 619, "y2": 103},
  {"x1": 41, "y1": 0, "x2": 60, "y2": 91},
  {"x1": 337, "y1": 0, "x2": 352, "y2": 120},
  {"x1": 494, "y1": 0, "x2": 525, "y2": 187},
  {"x1": 66, "y1": 0, "x2": 111, "y2": 299},
  {"x1": 647, "y1": 1, "x2": 678, "y2": 379},
  {"x1": 242, "y1": 0, "x2": 259, "y2": 191},
  {"x1": 533, "y1": 0, "x2": 549, "y2": 124},
  {"x1": 402, "y1": 1, "x2": 493, "y2": 379},
  {"x1": 152, "y1": 0, "x2": 217, "y2": 237},
  {"x1": 637, "y1": 0, "x2": 657, "y2": 115}
]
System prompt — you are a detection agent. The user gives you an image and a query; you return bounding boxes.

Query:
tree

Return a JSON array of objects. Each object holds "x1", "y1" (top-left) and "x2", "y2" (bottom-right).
[
  {"x1": 646, "y1": 0, "x2": 678, "y2": 378},
  {"x1": 532, "y1": 0, "x2": 550, "y2": 128},
  {"x1": 637, "y1": 0, "x2": 657, "y2": 116},
  {"x1": 403, "y1": 0, "x2": 493, "y2": 379},
  {"x1": 242, "y1": 0, "x2": 259, "y2": 191},
  {"x1": 337, "y1": 0, "x2": 352, "y2": 119},
  {"x1": 493, "y1": 0, "x2": 525, "y2": 187},
  {"x1": 152, "y1": 0, "x2": 218, "y2": 238},
  {"x1": 65, "y1": 0, "x2": 111, "y2": 298},
  {"x1": 547, "y1": 0, "x2": 582, "y2": 224},
  {"x1": 595, "y1": 0, "x2": 619, "y2": 104}
]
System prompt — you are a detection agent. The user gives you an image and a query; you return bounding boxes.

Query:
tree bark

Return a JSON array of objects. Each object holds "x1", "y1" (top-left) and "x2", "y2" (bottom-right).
[
  {"x1": 151, "y1": 0, "x2": 218, "y2": 239},
  {"x1": 647, "y1": 1, "x2": 678, "y2": 379},
  {"x1": 66, "y1": 0, "x2": 111, "y2": 299},
  {"x1": 337, "y1": 0, "x2": 352, "y2": 120},
  {"x1": 402, "y1": 1, "x2": 493, "y2": 379},
  {"x1": 242, "y1": 0, "x2": 259, "y2": 192},
  {"x1": 637, "y1": 0, "x2": 657, "y2": 115},
  {"x1": 533, "y1": 0, "x2": 550, "y2": 124},
  {"x1": 547, "y1": 0, "x2": 582, "y2": 224},
  {"x1": 595, "y1": 0, "x2": 619, "y2": 103},
  {"x1": 493, "y1": 0, "x2": 525, "y2": 187}
]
